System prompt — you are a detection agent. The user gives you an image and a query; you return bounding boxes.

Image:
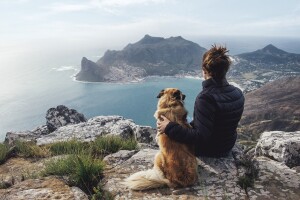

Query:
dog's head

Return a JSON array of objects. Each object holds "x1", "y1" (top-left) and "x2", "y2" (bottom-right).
[{"x1": 156, "y1": 88, "x2": 186, "y2": 108}]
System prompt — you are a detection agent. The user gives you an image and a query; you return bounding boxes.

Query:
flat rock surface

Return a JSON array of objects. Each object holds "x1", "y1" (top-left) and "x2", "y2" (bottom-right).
[
  {"x1": 102, "y1": 148, "x2": 247, "y2": 200},
  {"x1": 248, "y1": 156, "x2": 300, "y2": 200},
  {"x1": 0, "y1": 158, "x2": 44, "y2": 186},
  {"x1": 0, "y1": 177, "x2": 88, "y2": 200}
]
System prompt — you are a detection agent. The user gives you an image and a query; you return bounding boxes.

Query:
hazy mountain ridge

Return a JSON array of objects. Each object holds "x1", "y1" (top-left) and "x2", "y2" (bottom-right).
[
  {"x1": 76, "y1": 36, "x2": 300, "y2": 91},
  {"x1": 76, "y1": 35, "x2": 206, "y2": 82}
]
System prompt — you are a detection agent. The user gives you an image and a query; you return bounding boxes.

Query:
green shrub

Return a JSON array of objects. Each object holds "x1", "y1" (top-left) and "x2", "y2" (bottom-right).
[
  {"x1": 48, "y1": 140, "x2": 90, "y2": 156},
  {"x1": 43, "y1": 154, "x2": 105, "y2": 195},
  {"x1": 91, "y1": 136, "x2": 137, "y2": 156},
  {"x1": 15, "y1": 141, "x2": 49, "y2": 158},
  {"x1": 0, "y1": 143, "x2": 10, "y2": 164},
  {"x1": 237, "y1": 175, "x2": 254, "y2": 190}
]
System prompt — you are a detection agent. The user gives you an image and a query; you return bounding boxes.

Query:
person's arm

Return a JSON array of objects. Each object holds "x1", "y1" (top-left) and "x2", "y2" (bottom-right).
[{"x1": 164, "y1": 94, "x2": 216, "y2": 145}]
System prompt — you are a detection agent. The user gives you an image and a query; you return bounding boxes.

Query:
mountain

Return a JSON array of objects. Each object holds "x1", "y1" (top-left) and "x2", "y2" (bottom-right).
[
  {"x1": 228, "y1": 44, "x2": 300, "y2": 92},
  {"x1": 236, "y1": 44, "x2": 300, "y2": 68},
  {"x1": 76, "y1": 35, "x2": 206, "y2": 82},
  {"x1": 239, "y1": 76, "x2": 300, "y2": 141}
]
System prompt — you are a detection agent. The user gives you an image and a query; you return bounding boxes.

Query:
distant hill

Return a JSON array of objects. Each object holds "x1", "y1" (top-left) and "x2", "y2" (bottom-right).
[
  {"x1": 239, "y1": 76, "x2": 300, "y2": 141},
  {"x1": 228, "y1": 44, "x2": 300, "y2": 91},
  {"x1": 76, "y1": 35, "x2": 206, "y2": 82}
]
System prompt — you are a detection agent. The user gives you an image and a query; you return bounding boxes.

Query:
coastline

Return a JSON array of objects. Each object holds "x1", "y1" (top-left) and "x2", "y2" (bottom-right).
[{"x1": 71, "y1": 72, "x2": 244, "y2": 92}]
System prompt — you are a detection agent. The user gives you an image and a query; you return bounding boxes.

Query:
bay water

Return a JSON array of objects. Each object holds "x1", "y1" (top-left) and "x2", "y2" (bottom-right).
[{"x1": 0, "y1": 65, "x2": 201, "y2": 141}]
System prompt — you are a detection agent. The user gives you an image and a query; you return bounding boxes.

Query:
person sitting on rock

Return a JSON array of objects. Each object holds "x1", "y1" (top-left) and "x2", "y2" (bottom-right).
[{"x1": 157, "y1": 45, "x2": 245, "y2": 157}]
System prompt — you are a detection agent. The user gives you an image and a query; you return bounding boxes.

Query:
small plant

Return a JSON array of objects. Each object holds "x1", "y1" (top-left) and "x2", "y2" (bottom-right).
[
  {"x1": 0, "y1": 143, "x2": 10, "y2": 164},
  {"x1": 236, "y1": 155, "x2": 259, "y2": 192},
  {"x1": 237, "y1": 175, "x2": 254, "y2": 190},
  {"x1": 91, "y1": 185, "x2": 114, "y2": 200},
  {"x1": 92, "y1": 136, "x2": 137, "y2": 156},
  {"x1": 15, "y1": 141, "x2": 49, "y2": 158},
  {"x1": 42, "y1": 154, "x2": 105, "y2": 195}
]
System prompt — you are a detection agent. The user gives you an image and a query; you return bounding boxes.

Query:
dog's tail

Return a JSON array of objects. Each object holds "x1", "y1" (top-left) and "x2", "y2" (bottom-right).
[{"x1": 123, "y1": 168, "x2": 170, "y2": 190}]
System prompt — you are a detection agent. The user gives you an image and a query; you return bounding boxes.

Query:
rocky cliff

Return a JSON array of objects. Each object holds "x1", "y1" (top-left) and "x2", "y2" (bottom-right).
[
  {"x1": 240, "y1": 76, "x2": 300, "y2": 141},
  {"x1": 1, "y1": 107, "x2": 300, "y2": 199}
]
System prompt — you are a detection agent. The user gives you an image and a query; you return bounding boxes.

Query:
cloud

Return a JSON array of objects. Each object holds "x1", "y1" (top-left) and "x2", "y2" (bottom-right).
[
  {"x1": 48, "y1": 3, "x2": 92, "y2": 12},
  {"x1": 91, "y1": 0, "x2": 167, "y2": 7},
  {"x1": 46, "y1": 0, "x2": 167, "y2": 13}
]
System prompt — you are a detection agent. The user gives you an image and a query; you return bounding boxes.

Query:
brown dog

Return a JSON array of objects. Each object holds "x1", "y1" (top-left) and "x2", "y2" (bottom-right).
[{"x1": 124, "y1": 88, "x2": 198, "y2": 190}]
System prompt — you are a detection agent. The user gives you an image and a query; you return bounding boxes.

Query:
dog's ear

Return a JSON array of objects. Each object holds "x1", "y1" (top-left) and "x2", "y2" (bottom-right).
[
  {"x1": 157, "y1": 90, "x2": 165, "y2": 98},
  {"x1": 173, "y1": 90, "x2": 181, "y2": 100},
  {"x1": 182, "y1": 94, "x2": 186, "y2": 100}
]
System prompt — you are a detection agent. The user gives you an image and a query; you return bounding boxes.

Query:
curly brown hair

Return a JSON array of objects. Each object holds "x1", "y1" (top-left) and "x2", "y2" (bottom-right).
[{"x1": 202, "y1": 45, "x2": 231, "y2": 80}]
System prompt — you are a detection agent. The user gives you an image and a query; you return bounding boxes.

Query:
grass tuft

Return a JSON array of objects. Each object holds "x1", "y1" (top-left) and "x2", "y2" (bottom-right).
[
  {"x1": 92, "y1": 136, "x2": 137, "y2": 156},
  {"x1": 237, "y1": 176, "x2": 255, "y2": 190},
  {"x1": 236, "y1": 155, "x2": 259, "y2": 191},
  {"x1": 15, "y1": 141, "x2": 49, "y2": 158},
  {"x1": 0, "y1": 143, "x2": 10, "y2": 164},
  {"x1": 91, "y1": 184, "x2": 114, "y2": 200},
  {"x1": 42, "y1": 154, "x2": 105, "y2": 195},
  {"x1": 47, "y1": 140, "x2": 90, "y2": 156}
]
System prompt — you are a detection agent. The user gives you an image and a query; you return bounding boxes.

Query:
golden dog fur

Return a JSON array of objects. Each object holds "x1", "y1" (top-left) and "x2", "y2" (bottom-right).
[{"x1": 124, "y1": 88, "x2": 198, "y2": 190}]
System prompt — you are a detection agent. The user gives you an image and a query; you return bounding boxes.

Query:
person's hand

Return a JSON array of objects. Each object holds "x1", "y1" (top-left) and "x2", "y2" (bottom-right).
[{"x1": 157, "y1": 115, "x2": 170, "y2": 133}]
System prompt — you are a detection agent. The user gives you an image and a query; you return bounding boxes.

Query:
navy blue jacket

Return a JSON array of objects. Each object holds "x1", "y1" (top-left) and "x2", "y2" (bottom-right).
[{"x1": 165, "y1": 78, "x2": 244, "y2": 157}]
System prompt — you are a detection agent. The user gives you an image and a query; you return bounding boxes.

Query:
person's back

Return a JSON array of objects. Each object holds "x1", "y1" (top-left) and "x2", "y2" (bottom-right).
[{"x1": 193, "y1": 78, "x2": 244, "y2": 156}]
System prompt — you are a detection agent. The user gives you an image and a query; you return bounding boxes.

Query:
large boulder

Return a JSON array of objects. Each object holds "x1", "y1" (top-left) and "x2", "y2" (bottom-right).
[
  {"x1": 46, "y1": 105, "x2": 87, "y2": 132},
  {"x1": 255, "y1": 131, "x2": 300, "y2": 168}
]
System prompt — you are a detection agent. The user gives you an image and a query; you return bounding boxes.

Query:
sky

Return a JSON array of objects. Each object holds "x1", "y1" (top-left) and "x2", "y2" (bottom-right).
[{"x1": 1, "y1": 0, "x2": 300, "y2": 64}]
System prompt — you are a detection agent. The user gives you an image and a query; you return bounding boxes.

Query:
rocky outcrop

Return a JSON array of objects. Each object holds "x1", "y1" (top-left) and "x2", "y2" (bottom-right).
[
  {"x1": 255, "y1": 131, "x2": 300, "y2": 168},
  {"x1": 46, "y1": 105, "x2": 87, "y2": 132},
  {"x1": 0, "y1": 177, "x2": 88, "y2": 200},
  {"x1": 239, "y1": 76, "x2": 300, "y2": 141},
  {"x1": 5, "y1": 105, "x2": 87, "y2": 145},
  {"x1": 37, "y1": 116, "x2": 156, "y2": 146},
  {"x1": 5, "y1": 114, "x2": 157, "y2": 147}
]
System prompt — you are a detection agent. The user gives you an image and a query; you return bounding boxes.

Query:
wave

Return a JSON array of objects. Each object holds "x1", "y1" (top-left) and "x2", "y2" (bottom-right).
[{"x1": 52, "y1": 66, "x2": 78, "y2": 72}]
